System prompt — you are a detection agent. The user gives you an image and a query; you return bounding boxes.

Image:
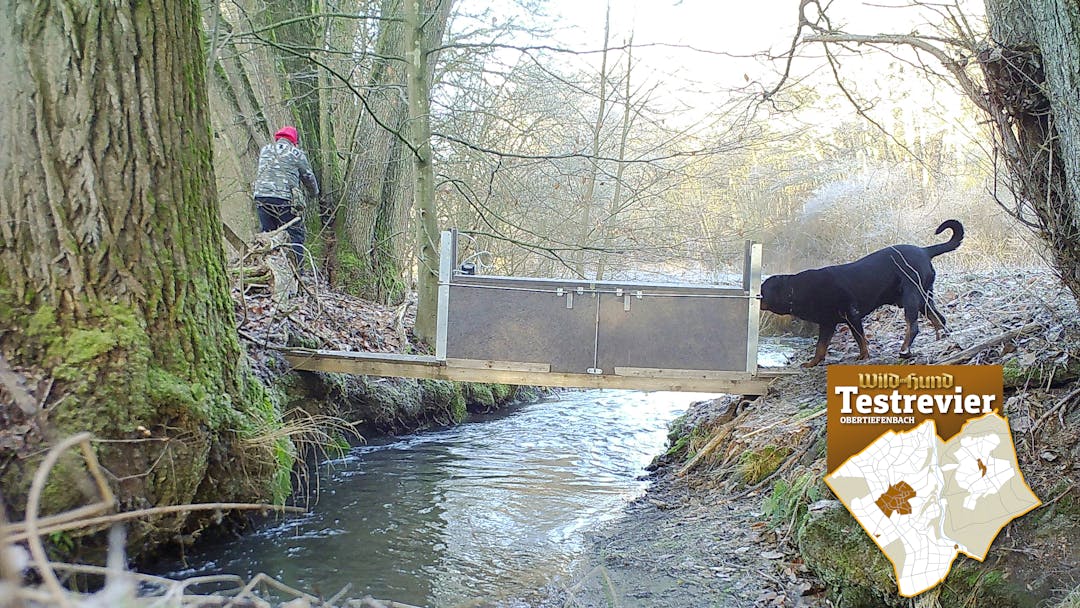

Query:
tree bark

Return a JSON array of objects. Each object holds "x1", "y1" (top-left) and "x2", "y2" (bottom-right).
[
  {"x1": 0, "y1": 0, "x2": 282, "y2": 554},
  {"x1": 339, "y1": 0, "x2": 410, "y2": 302},
  {"x1": 981, "y1": 0, "x2": 1080, "y2": 293},
  {"x1": 341, "y1": 0, "x2": 452, "y2": 305},
  {"x1": 405, "y1": 0, "x2": 440, "y2": 342}
]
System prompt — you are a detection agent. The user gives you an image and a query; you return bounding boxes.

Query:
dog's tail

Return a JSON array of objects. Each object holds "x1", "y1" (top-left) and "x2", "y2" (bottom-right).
[{"x1": 924, "y1": 219, "x2": 964, "y2": 258}]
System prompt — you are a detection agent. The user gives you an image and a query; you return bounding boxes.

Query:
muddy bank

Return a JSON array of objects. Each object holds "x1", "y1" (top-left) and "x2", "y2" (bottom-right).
[
  {"x1": 564, "y1": 482, "x2": 787, "y2": 607},
  {"x1": 533, "y1": 394, "x2": 820, "y2": 608},
  {"x1": 556, "y1": 267, "x2": 1080, "y2": 608}
]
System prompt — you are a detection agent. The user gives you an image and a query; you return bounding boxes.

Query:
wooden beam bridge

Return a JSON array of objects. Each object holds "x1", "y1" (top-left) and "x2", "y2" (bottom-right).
[
  {"x1": 282, "y1": 231, "x2": 789, "y2": 395},
  {"x1": 282, "y1": 350, "x2": 793, "y2": 394}
]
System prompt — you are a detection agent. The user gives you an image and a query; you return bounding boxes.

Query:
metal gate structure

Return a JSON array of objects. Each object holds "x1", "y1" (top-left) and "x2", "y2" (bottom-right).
[{"x1": 285, "y1": 230, "x2": 781, "y2": 394}]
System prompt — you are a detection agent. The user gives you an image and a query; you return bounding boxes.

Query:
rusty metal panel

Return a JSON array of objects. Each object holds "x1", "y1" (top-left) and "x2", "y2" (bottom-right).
[{"x1": 597, "y1": 291, "x2": 748, "y2": 372}]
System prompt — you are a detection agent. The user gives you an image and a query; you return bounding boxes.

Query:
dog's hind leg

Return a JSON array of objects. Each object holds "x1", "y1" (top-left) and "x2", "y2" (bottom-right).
[
  {"x1": 804, "y1": 324, "x2": 837, "y2": 367},
  {"x1": 924, "y1": 296, "x2": 948, "y2": 339},
  {"x1": 899, "y1": 290, "x2": 922, "y2": 358}
]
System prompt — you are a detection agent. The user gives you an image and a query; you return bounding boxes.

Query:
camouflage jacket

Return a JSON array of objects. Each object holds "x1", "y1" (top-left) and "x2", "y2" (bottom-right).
[{"x1": 253, "y1": 140, "x2": 319, "y2": 203}]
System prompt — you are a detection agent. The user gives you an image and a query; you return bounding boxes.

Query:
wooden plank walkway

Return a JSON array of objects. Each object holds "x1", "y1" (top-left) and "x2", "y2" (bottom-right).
[{"x1": 281, "y1": 348, "x2": 795, "y2": 395}]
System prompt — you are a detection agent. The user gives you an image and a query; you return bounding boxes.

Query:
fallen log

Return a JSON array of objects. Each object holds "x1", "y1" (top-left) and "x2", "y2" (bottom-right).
[{"x1": 937, "y1": 321, "x2": 1043, "y2": 365}]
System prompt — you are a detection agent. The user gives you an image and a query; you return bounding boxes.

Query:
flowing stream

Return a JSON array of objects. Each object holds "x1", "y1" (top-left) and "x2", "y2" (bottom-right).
[{"x1": 152, "y1": 342, "x2": 799, "y2": 607}]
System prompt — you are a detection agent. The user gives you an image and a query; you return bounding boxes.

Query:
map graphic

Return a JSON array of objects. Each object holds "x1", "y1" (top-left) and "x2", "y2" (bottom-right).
[{"x1": 825, "y1": 413, "x2": 1041, "y2": 597}]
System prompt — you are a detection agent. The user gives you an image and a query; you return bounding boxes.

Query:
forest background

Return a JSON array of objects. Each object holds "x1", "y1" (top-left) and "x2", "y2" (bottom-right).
[{"x1": 208, "y1": 0, "x2": 1043, "y2": 328}]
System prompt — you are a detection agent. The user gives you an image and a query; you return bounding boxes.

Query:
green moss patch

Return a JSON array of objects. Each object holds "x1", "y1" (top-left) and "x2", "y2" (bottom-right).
[
  {"x1": 763, "y1": 472, "x2": 825, "y2": 527},
  {"x1": 795, "y1": 501, "x2": 900, "y2": 608},
  {"x1": 796, "y1": 501, "x2": 1043, "y2": 607},
  {"x1": 936, "y1": 558, "x2": 1037, "y2": 608},
  {"x1": 286, "y1": 370, "x2": 527, "y2": 434},
  {"x1": 737, "y1": 445, "x2": 790, "y2": 485},
  {"x1": 450, "y1": 388, "x2": 468, "y2": 422},
  {"x1": 463, "y1": 383, "x2": 495, "y2": 408},
  {"x1": 1002, "y1": 358, "x2": 1080, "y2": 389},
  {"x1": 2, "y1": 298, "x2": 292, "y2": 559}
]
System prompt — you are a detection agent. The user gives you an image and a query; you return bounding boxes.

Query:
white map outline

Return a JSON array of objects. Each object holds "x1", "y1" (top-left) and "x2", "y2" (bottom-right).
[{"x1": 825, "y1": 413, "x2": 1041, "y2": 597}]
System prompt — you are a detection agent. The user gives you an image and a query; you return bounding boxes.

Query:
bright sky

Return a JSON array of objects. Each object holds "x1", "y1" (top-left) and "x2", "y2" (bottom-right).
[
  {"x1": 545, "y1": 0, "x2": 797, "y2": 50},
  {"x1": 538, "y1": 0, "x2": 801, "y2": 88},
  {"x1": 497, "y1": 0, "x2": 988, "y2": 136}
]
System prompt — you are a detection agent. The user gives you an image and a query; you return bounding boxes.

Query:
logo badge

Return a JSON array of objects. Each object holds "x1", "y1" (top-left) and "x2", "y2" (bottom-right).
[{"x1": 825, "y1": 365, "x2": 1040, "y2": 597}]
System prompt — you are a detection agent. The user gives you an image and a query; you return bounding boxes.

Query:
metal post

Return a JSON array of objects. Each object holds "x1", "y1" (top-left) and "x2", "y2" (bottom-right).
[
  {"x1": 744, "y1": 241, "x2": 762, "y2": 374},
  {"x1": 435, "y1": 230, "x2": 453, "y2": 361}
]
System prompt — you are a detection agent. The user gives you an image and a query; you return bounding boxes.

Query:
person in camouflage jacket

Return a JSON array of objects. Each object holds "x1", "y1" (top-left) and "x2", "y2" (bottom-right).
[{"x1": 253, "y1": 126, "x2": 319, "y2": 266}]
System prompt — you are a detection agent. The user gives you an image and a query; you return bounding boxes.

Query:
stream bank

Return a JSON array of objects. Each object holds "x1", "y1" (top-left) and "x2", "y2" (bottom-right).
[
  {"x1": 549, "y1": 266, "x2": 1080, "y2": 608},
  {"x1": 158, "y1": 267, "x2": 538, "y2": 561},
  {"x1": 0, "y1": 243, "x2": 532, "y2": 565}
]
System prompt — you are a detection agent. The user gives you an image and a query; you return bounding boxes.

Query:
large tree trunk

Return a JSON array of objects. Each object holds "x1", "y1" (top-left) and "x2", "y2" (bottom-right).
[
  {"x1": 341, "y1": 0, "x2": 452, "y2": 305},
  {"x1": 0, "y1": 0, "x2": 285, "y2": 555},
  {"x1": 340, "y1": 0, "x2": 413, "y2": 304},
  {"x1": 981, "y1": 0, "x2": 1080, "y2": 293}
]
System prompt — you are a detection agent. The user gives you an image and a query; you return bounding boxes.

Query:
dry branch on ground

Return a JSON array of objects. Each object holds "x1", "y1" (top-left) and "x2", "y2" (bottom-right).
[
  {"x1": 0, "y1": 432, "x2": 418, "y2": 608},
  {"x1": 225, "y1": 245, "x2": 417, "y2": 382}
]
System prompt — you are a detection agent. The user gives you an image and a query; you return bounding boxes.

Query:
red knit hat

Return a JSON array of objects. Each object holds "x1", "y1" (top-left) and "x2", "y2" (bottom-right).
[{"x1": 274, "y1": 126, "x2": 299, "y2": 145}]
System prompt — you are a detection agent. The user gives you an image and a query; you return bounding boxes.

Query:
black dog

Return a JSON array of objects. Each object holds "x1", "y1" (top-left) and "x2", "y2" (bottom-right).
[{"x1": 760, "y1": 220, "x2": 964, "y2": 367}]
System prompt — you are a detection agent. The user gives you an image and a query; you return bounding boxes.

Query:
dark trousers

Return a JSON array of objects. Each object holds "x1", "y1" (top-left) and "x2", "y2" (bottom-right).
[{"x1": 255, "y1": 196, "x2": 304, "y2": 265}]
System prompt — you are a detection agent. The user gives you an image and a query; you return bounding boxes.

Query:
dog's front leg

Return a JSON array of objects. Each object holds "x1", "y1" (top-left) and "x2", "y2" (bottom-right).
[
  {"x1": 842, "y1": 308, "x2": 868, "y2": 360},
  {"x1": 803, "y1": 324, "x2": 837, "y2": 367}
]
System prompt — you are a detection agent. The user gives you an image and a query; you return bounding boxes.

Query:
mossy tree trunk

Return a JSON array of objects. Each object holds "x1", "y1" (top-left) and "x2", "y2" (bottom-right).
[
  {"x1": 405, "y1": 0, "x2": 439, "y2": 342},
  {"x1": 339, "y1": 0, "x2": 411, "y2": 303},
  {"x1": 340, "y1": 0, "x2": 453, "y2": 306},
  {"x1": 980, "y1": 0, "x2": 1080, "y2": 297},
  {"x1": 0, "y1": 0, "x2": 285, "y2": 551}
]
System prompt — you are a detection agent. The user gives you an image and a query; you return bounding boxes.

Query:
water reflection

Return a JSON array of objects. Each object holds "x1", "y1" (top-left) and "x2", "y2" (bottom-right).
[
  {"x1": 153, "y1": 390, "x2": 709, "y2": 606},
  {"x1": 150, "y1": 339, "x2": 802, "y2": 606}
]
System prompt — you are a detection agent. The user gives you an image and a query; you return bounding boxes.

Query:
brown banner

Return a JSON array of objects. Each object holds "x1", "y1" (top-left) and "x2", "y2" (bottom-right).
[{"x1": 826, "y1": 365, "x2": 1003, "y2": 473}]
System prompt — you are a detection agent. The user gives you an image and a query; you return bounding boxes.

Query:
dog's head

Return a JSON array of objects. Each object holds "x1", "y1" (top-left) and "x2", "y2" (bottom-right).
[{"x1": 760, "y1": 275, "x2": 794, "y2": 315}]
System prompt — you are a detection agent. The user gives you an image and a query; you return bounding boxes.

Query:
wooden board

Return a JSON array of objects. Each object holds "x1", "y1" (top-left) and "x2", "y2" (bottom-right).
[{"x1": 282, "y1": 349, "x2": 777, "y2": 394}]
